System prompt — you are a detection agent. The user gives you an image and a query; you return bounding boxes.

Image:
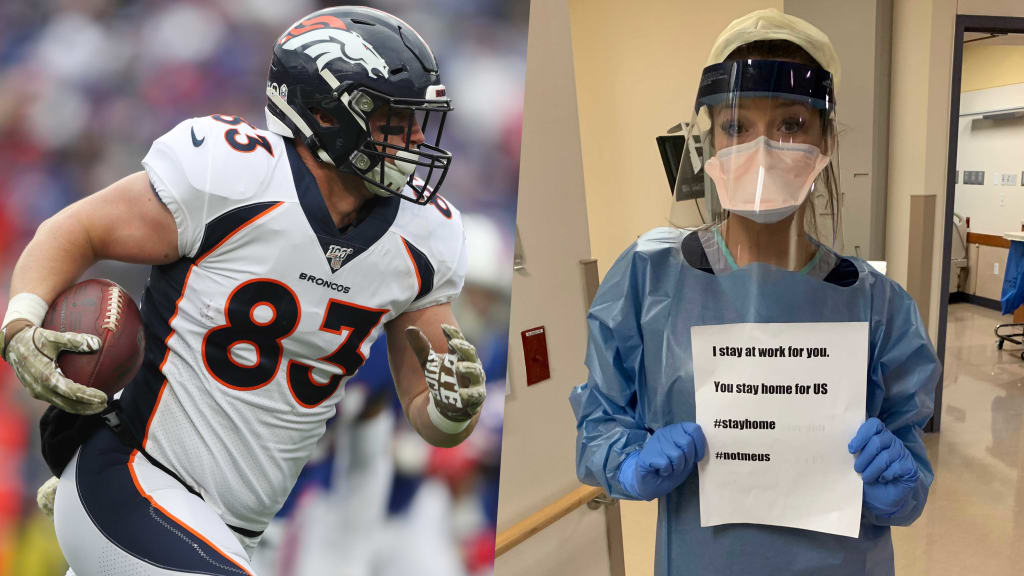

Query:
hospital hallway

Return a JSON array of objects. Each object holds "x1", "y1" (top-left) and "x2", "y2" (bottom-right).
[{"x1": 892, "y1": 302, "x2": 1024, "y2": 574}]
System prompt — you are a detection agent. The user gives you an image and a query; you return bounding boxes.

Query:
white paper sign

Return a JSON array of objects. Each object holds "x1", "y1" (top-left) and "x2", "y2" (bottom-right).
[{"x1": 691, "y1": 322, "x2": 869, "y2": 538}]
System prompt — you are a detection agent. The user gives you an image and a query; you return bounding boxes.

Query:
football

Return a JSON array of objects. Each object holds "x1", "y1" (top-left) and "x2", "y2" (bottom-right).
[{"x1": 41, "y1": 279, "x2": 145, "y2": 397}]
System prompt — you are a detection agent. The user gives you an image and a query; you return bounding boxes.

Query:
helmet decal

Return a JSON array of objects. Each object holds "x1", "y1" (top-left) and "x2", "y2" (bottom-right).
[
  {"x1": 279, "y1": 15, "x2": 348, "y2": 43},
  {"x1": 280, "y1": 16, "x2": 390, "y2": 79}
]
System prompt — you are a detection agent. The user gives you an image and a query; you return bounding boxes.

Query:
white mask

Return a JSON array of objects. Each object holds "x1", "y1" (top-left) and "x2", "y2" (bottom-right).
[
  {"x1": 704, "y1": 136, "x2": 831, "y2": 224},
  {"x1": 365, "y1": 149, "x2": 418, "y2": 197}
]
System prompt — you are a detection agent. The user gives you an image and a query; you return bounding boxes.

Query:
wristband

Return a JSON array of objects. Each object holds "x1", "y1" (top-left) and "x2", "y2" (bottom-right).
[
  {"x1": 3, "y1": 293, "x2": 48, "y2": 329},
  {"x1": 427, "y1": 394, "x2": 471, "y2": 434}
]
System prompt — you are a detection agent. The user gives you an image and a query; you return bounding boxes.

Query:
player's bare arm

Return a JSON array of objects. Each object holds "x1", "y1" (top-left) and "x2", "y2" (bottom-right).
[
  {"x1": 386, "y1": 303, "x2": 487, "y2": 448},
  {"x1": 10, "y1": 171, "x2": 178, "y2": 301},
  {"x1": 3, "y1": 171, "x2": 178, "y2": 413}
]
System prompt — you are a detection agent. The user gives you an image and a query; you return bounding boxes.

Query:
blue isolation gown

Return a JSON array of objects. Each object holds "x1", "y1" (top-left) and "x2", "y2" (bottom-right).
[
  {"x1": 1001, "y1": 239, "x2": 1024, "y2": 315},
  {"x1": 570, "y1": 227, "x2": 939, "y2": 576}
]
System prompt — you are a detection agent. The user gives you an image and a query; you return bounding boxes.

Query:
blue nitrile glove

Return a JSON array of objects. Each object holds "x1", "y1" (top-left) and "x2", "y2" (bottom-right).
[
  {"x1": 618, "y1": 422, "x2": 706, "y2": 500},
  {"x1": 848, "y1": 417, "x2": 921, "y2": 517}
]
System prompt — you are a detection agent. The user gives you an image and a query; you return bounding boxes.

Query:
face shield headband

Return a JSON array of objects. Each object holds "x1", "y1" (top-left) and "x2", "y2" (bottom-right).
[
  {"x1": 695, "y1": 59, "x2": 834, "y2": 113},
  {"x1": 346, "y1": 87, "x2": 453, "y2": 205}
]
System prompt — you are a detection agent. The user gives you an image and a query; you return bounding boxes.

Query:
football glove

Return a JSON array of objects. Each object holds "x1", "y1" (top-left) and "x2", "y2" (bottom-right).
[
  {"x1": 5, "y1": 325, "x2": 107, "y2": 414},
  {"x1": 37, "y1": 476, "x2": 59, "y2": 517},
  {"x1": 404, "y1": 324, "x2": 486, "y2": 433}
]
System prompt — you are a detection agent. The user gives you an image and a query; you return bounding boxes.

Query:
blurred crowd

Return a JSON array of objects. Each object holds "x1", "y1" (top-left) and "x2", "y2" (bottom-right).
[{"x1": 0, "y1": 1, "x2": 526, "y2": 575}]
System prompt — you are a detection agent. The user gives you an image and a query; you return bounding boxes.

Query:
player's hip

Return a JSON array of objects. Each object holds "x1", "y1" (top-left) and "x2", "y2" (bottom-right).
[
  {"x1": 116, "y1": 372, "x2": 324, "y2": 529},
  {"x1": 149, "y1": 446, "x2": 296, "y2": 535},
  {"x1": 54, "y1": 426, "x2": 258, "y2": 575},
  {"x1": 141, "y1": 421, "x2": 312, "y2": 531}
]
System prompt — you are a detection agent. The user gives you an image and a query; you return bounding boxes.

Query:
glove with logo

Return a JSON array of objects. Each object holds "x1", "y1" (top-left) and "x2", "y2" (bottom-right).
[
  {"x1": 405, "y1": 324, "x2": 486, "y2": 433},
  {"x1": 5, "y1": 325, "x2": 107, "y2": 414}
]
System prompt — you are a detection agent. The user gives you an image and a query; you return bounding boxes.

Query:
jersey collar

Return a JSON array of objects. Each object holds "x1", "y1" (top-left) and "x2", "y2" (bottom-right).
[{"x1": 286, "y1": 139, "x2": 400, "y2": 273}]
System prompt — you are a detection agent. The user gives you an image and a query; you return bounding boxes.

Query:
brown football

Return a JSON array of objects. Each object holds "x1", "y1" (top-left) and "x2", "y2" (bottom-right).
[{"x1": 41, "y1": 279, "x2": 144, "y2": 397}]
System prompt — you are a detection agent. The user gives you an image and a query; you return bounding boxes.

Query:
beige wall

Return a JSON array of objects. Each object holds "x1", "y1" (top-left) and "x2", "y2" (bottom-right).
[
  {"x1": 886, "y1": 0, "x2": 956, "y2": 344},
  {"x1": 958, "y1": 0, "x2": 1024, "y2": 18},
  {"x1": 785, "y1": 0, "x2": 893, "y2": 261},
  {"x1": 963, "y1": 44, "x2": 1024, "y2": 91},
  {"x1": 569, "y1": 0, "x2": 783, "y2": 278},
  {"x1": 495, "y1": 0, "x2": 612, "y2": 574}
]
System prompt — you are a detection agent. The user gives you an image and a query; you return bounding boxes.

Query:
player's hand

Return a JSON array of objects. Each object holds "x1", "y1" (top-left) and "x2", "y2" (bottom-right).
[
  {"x1": 5, "y1": 325, "x2": 107, "y2": 414},
  {"x1": 619, "y1": 422, "x2": 707, "y2": 500},
  {"x1": 405, "y1": 324, "x2": 486, "y2": 433},
  {"x1": 849, "y1": 417, "x2": 920, "y2": 517},
  {"x1": 37, "y1": 476, "x2": 59, "y2": 517}
]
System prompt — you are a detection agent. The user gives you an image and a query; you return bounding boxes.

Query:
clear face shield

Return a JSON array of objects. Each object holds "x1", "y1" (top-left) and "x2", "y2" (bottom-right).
[{"x1": 672, "y1": 59, "x2": 841, "y2": 272}]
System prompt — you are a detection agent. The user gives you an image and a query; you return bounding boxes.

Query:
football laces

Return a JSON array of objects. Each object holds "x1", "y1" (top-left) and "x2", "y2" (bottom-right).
[{"x1": 102, "y1": 286, "x2": 125, "y2": 332}]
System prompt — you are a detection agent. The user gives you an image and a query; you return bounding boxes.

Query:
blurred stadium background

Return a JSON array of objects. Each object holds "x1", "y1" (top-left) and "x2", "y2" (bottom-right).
[{"x1": 0, "y1": 1, "x2": 526, "y2": 575}]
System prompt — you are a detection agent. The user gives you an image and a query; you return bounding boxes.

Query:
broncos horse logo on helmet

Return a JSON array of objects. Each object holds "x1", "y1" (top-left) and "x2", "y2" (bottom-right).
[
  {"x1": 279, "y1": 15, "x2": 390, "y2": 80},
  {"x1": 265, "y1": 7, "x2": 452, "y2": 205}
]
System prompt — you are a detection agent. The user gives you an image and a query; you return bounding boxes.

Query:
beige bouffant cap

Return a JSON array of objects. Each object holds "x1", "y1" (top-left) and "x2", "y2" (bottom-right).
[{"x1": 706, "y1": 8, "x2": 840, "y2": 92}]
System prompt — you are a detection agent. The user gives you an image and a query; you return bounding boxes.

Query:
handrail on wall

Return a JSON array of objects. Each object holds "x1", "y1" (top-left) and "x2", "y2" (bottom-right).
[{"x1": 494, "y1": 484, "x2": 607, "y2": 558}]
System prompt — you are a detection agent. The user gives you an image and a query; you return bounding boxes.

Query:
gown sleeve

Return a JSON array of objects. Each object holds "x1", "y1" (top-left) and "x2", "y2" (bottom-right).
[
  {"x1": 569, "y1": 243, "x2": 653, "y2": 500},
  {"x1": 865, "y1": 274, "x2": 941, "y2": 526}
]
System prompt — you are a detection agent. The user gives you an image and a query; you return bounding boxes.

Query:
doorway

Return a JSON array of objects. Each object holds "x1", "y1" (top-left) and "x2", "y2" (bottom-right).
[{"x1": 936, "y1": 15, "x2": 1024, "y2": 433}]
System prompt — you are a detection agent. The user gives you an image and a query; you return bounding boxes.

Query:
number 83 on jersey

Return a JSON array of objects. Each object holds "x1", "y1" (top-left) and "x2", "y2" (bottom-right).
[{"x1": 201, "y1": 278, "x2": 386, "y2": 409}]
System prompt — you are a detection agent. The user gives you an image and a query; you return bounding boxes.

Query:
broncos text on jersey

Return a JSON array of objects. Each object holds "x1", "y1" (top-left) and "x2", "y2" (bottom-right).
[{"x1": 119, "y1": 114, "x2": 466, "y2": 533}]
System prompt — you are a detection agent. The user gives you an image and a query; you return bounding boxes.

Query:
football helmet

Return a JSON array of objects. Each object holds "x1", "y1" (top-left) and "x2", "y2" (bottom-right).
[{"x1": 266, "y1": 7, "x2": 452, "y2": 204}]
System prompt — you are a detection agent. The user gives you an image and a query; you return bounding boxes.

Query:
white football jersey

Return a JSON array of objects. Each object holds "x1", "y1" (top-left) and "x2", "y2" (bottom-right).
[{"x1": 120, "y1": 114, "x2": 466, "y2": 532}]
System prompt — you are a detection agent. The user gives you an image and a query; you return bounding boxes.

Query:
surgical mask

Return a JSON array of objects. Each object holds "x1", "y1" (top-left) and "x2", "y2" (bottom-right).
[{"x1": 704, "y1": 136, "x2": 830, "y2": 224}]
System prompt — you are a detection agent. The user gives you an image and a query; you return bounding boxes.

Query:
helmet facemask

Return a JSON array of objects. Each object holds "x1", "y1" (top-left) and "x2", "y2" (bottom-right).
[{"x1": 344, "y1": 87, "x2": 452, "y2": 205}]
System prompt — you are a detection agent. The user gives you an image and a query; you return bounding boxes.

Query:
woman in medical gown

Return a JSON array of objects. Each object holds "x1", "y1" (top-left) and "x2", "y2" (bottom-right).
[{"x1": 570, "y1": 9, "x2": 939, "y2": 575}]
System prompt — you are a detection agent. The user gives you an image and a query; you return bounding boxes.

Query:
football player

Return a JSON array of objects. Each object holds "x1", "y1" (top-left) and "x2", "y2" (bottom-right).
[{"x1": 0, "y1": 7, "x2": 487, "y2": 576}]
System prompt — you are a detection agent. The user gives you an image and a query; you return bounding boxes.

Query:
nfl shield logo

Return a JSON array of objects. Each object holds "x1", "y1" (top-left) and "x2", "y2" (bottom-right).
[{"x1": 326, "y1": 245, "x2": 354, "y2": 271}]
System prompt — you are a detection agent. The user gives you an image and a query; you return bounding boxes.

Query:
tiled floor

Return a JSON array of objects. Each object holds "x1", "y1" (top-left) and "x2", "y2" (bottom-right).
[
  {"x1": 892, "y1": 303, "x2": 1024, "y2": 575},
  {"x1": 621, "y1": 303, "x2": 1024, "y2": 574}
]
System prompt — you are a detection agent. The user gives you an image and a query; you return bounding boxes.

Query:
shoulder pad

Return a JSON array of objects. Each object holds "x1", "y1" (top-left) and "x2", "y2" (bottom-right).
[
  {"x1": 146, "y1": 115, "x2": 280, "y2": 203},
  {"x1": 394, "y1": 194, "x2": 465, "y2": 253},
  {"x1": 393, "y1": 194, "x2": 467, "y2": 308},
  {"x1": 142, "y1": 115, "x2": 286, "y2": 258}
]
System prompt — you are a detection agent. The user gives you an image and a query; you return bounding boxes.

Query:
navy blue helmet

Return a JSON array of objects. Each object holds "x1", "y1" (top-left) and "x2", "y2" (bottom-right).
[{"x1": 265, "y1": 7, "x2": 451, "y2": 204}]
